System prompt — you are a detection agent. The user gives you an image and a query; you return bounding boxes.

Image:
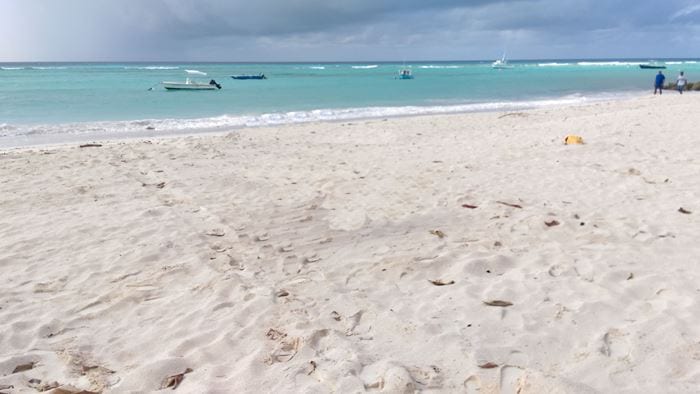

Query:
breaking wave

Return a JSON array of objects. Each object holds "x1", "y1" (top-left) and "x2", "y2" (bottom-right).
[
  {"x1": 538, "y1": 63, "x2": 571, "y2": 67},
  {"x1": 1, "y1": 92, "x2": 643, "y2": 148},
  {"x1": 576, "y1": 61, "x2": 638, "y2": 67},
  {"x1": 418, "y1": 65, "x2": 463, "y2": 69},
  {"x1": 124, "y1": 66, "x2": 180, "y2": 70}
]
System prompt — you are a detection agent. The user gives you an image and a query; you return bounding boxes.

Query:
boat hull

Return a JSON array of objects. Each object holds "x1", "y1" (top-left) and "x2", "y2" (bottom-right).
[
  {"x1": 639, "y1": 65, "x2": 666, "y2": 69},
  {"x1": 398, "y1": 69, "x2": 414, "y2": 79},
  {"x1": 162, "y1": 82, "x2": 218, "y2": 90},
  {"x1": 231, "y1": 75, "x2": 266, "y2": 80},
  {"x1": 492, "y1": 59, "x2": 513, "y2": 69}
]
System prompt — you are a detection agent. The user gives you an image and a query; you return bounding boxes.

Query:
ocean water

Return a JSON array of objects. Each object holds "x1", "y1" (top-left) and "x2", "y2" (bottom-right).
[{"x1": 1, "y1": 59, "x2": 698, "y2": 147}]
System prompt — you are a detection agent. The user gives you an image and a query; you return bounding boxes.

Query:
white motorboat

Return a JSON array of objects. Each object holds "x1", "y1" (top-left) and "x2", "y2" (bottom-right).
[
  {"x1": 160, "y1": 70, "x2": 222, "y2": 90},
  {"x1": 162, "y1": 78, "x2": 221, "y2": 90},
  {"x1": 398, "y1": 69, "x2": 414, "y2": 79}
]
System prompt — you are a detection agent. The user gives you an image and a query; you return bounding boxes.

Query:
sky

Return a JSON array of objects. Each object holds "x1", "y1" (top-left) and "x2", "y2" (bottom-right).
[{"x1": 1, "y1": 0, "x2": 699, "y2": 62}]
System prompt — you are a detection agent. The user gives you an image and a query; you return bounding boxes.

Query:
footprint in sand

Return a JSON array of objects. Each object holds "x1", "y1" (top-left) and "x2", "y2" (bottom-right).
[
  {"x1": 408, "y1": 365, "x2": 443, "y2": 389},
  {"x1": 573, "y1": 260, "x2": 595, "y2": 282},
  {"x1": 206, "y1": 228, "x2": 225, "y2": 237},
  {"x1": 304, "y1": 254, "x2": 321, "y2": 263},
  {"x1": 382, "y1": 366, "x2": 417, "y2": 393},
  {"x1": 255, "y1": 233, "x2": 270, "y2": 242},
  {"x1": 345, "y1": 311, "x2": 364, "y2": 336},
  {"x1": 500, "y1": 366, "x2": 526, "y2": 394},
  {"x1": 548, "y1": 264, "x2": 565, "y2": 277},
  {"x1": 463, "y1": 375, "x2": 482, "y2": 393},
  {"x1": 600, "y1": 328, "x2": 631, "y2": 360},
  {"x1": 265, "y1": 337, "x2": 301, "y2": 365}
]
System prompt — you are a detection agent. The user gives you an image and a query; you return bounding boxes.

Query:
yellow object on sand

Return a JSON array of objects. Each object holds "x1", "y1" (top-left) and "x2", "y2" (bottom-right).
[{"x1": 564, "y1": 135, "x2": 584, "y2": 145}]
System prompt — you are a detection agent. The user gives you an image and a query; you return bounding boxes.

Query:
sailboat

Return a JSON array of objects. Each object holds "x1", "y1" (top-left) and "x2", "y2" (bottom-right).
[{"x1": 492, "y1": 53, "x2": 514, "y2": 69}]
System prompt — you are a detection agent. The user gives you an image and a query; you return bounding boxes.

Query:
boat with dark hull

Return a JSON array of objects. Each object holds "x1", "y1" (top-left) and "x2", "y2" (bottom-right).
[
  {"x1": 639, "y1": 61, "x2": 666, "y2": 69},
  {"x1": 231, "y1": 74, "x2": 267, "y2": 80}
]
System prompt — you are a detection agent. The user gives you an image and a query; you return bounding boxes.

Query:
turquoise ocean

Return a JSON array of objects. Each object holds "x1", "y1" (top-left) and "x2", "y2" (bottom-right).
[{"x1": 1, "y1": 59, "x2": 698, "y2": 147}]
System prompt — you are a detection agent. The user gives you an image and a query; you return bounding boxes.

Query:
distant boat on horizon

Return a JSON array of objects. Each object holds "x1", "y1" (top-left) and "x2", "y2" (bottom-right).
[
  {"x1": 639, "y1": 61, "x2": 667, "y2": 69},
  {"x1": 492, "y1": 53, "x2": 514, "y2": 69},
  {"x1": 397, "y1": 68, "x2": 414, "y2": 79},
  {"x1": 231, "y1": 73, "x2": 267, "y2": 80}
]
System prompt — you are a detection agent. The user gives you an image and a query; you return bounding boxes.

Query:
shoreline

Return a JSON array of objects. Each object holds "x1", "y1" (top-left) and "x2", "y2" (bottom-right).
[
  {"x1": 1, "y1": 90, "x2": 651, "y2": 150},
  {"x1": 2, "y1": 94, "x2": 699, "y2": 392}
]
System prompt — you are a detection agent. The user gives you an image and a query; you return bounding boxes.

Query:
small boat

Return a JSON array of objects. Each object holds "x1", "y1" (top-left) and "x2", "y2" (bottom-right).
[
  {"x1": 639, "y1": 61, "x2": 666, "y2": 69},
  {"x1": 162, "y1": 78, "x2": 222, "y2": 90},
  {"x1": 231, "y1": 73, "x2": 267, "y2": 80},
  {"x1": 492, "y1": 53, "x2": 513, "y2": 69},
  {"x1": 160, "y1": 70, "x2": 222, "y2": 90},
  {"x1": 398, "y1": 69, "x2": 414, "y2": 79}
]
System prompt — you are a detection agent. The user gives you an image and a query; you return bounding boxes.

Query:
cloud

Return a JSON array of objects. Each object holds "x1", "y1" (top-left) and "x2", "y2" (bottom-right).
[
  {"x1": 670, "y1": 3, "x2": 700, "y2": 20},
  {"x1": 0, "y1": 0, "x2": 698, "y2": 61}
]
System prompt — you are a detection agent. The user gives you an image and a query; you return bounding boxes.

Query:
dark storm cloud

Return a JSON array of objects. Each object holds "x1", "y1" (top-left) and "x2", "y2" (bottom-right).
[
  {"x1": 160, "y1": 0, "x2": 695, "y2": 37},
  {"x1": 1, "y1": 0, "x2": 698, "y2": 61},
  {"x1": 133, "y1": 0, "x2": 505, "y2": 37}
]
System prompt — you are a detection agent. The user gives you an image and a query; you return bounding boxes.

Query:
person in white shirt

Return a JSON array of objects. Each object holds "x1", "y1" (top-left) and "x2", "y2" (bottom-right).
[{"x1": 676, "y1": 71, "x2": 688, "y2": 94}]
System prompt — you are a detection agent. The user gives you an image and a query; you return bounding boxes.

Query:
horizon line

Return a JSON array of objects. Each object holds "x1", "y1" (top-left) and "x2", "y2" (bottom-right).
[{"x1": 2, "y1": 57, "x2": 700, "y2": 64}]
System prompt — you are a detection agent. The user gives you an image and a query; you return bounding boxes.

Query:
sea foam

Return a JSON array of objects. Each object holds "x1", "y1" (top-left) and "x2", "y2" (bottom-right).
[
  {"x1": 124, "y1": 66, "x2": 180, "y2": 70},
  {"x1": 30, "y1": 66, "x2": 68, "y2": 70},
  {"x1": 576, "y1": 61, "x2": 637, "y2": 67},
  {"x1": 1, "y1": 93, "x2": 640, "y2": 148},
  {"x1": 418, "y1": 65, "x2": 463, "y2": 69}
]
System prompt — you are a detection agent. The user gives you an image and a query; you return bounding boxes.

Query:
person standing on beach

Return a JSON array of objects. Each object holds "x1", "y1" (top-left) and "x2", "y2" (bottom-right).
[
  {"x1": 654, "y1": 71, "x2": 666, "y2": 95},
  {"x1": 676, "y1": 71, "x2": 688, "y2": 94}
]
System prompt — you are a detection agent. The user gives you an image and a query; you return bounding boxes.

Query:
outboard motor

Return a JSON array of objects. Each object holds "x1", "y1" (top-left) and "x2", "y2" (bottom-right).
[{"x1": 209, "y1": 79, "x2": 222, "y2": 89}]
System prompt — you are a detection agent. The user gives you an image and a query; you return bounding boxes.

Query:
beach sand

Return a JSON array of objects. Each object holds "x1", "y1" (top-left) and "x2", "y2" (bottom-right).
[{"x1": 1, "y1": 94, "x2": 699, "y2": 393}]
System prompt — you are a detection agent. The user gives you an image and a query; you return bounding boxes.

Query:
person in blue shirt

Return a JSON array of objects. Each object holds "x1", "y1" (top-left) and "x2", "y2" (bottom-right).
[{"x1": 654, "y1": 71, "x2": 665, "y2": 95}]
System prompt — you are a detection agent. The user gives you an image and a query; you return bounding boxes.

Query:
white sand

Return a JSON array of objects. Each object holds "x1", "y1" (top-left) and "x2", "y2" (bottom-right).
[{"x1": 1, "y1": 94, "x2": 699, "y2": 393}]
